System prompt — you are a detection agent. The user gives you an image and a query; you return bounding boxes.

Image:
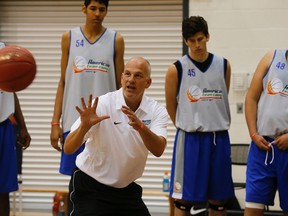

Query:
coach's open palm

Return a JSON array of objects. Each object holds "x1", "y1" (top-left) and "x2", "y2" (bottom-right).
[{"x1": 76, "y1": 94, "x2": 110, "y2": 131}]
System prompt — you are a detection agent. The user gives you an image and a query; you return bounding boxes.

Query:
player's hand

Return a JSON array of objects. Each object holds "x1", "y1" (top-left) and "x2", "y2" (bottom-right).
[
  {"x1": 18, "y1": 128, "x2": 31, "y2": 150},
  {"x1": 274, "y1": 133, "x2": 288, "y2": 150},
  {"x1": 252, "y1": 134, "x2": 271, "y2": 151},
  {"x1": 50, "y1": 126, "x2": 63, "y2": 152}
]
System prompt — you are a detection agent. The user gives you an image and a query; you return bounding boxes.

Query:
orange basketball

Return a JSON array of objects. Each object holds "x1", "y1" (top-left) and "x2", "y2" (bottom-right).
[{"x1": 0, "y1": 45, "x2": 37, "y2": 92}]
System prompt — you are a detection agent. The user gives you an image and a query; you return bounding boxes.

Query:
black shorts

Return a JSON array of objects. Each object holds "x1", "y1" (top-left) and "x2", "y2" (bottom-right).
[{"x1": 69, "y1": 169, "x2": 151, "y2": 216}]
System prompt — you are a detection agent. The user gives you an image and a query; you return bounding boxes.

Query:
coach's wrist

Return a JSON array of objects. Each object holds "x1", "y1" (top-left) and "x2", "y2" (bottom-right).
[{"x1": 137, "y1": 121, "x2": 144, "y2": 132}]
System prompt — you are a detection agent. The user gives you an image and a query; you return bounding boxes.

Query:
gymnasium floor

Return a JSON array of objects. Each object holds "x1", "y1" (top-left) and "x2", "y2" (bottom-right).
[{"x1": 10, "y1": 212, "x2": 50, "y2": 216}]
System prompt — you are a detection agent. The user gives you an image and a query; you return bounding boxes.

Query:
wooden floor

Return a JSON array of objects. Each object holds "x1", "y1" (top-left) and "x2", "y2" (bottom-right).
[{"x1": 10, "y1": 212, "x2": 50, "y2": 216}]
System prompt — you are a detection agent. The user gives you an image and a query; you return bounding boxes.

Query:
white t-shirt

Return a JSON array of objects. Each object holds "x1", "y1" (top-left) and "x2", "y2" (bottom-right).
[{"x1": 71, "y1": 88, "x2": 168, "y2": 188}]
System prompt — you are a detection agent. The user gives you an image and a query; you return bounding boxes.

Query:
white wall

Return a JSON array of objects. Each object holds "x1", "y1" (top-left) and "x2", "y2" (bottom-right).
[{"x1": 189, "y1": 0, "x2": 288, "y2": 210}]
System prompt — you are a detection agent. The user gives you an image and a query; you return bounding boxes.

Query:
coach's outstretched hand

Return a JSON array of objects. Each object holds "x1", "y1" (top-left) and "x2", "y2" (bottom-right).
[
  {"x1": 76, "y1": 94, "x2": 110, "y2": 132},
  {"x1": 64, "y1": 94, "x2": 109, "y2": 155}
]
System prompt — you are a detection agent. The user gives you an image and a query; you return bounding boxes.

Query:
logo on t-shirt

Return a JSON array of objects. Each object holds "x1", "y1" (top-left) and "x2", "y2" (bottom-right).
[
  {"x1": 186, "y1": 85, "x2": 223, "y2": 102},
  {"x1": 73, "y1": 56, "x2": 110, "y2": 73},
  {"x1": 266, "y1": 78, "x2": 287, "y2": 96}
]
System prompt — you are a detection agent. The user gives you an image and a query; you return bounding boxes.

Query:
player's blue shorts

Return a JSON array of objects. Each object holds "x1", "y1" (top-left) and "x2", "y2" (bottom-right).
[
  {"x1": 59, "y1": 131, "x2": 85, "y2": 176},
  {"x1": 0, "y1": 119, "x2": 18, "y2": 193},
  {"x1": 170, "y1": 129, "x2": 234, "y2": 202},
  {"x1": 246, "y1": 138, "x2": 288, "y2": 211}
]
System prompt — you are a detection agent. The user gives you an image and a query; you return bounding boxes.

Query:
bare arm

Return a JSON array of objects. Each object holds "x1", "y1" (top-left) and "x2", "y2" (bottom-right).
[
  {"x1": 50, "y1": 31, "x2": 70, "y2": 151},
  {"x1": 165, "y1": 64, "x2": 178, "y2": 125},
  {"x1": 114, "y1": 32, "x2": 125, "y2": 89},
  {"x1": 139, "y1": 125, "x2": 166, "y2": 157},
  {"x1": 13, "y1": 93, "x2": 31, "y2": 150},
  {"x1": 245, "y1": 50, "x2": 274, "y2": 151},
  {"x1": 225, "y1": 60, "x2": 231, "y2": 93}
]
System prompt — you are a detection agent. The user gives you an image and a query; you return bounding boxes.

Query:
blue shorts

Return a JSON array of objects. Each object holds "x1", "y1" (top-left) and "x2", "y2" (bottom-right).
[
  {"x1": 170, "y1": 129, "x2": 234, "y2": 202},
  {"x1": 246, "y1": 139, "x2": 288, "y2": 211},
  {"x1": 59, "y1": 131, "x2": 85, "y2": 176},
  {"x1": 0, "y1": 119, "x2": 18, "y2": 193}
]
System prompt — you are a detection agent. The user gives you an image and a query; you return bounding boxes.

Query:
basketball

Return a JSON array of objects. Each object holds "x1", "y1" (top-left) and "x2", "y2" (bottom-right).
[{"x1": 0, "y1": 45, "x2": 37, "y2": 92}]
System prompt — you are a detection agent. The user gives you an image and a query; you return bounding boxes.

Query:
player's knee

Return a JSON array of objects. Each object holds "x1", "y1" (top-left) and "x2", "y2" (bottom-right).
[
  {"x1": 174, "y1": 199, "x2": 193, "y2": 212},
  {"x1": 245, "y1": 202, "x2": 265, "y2": 209},
  {"x1": 208, "y1": 200, "x2": 228, "y2": 212}
]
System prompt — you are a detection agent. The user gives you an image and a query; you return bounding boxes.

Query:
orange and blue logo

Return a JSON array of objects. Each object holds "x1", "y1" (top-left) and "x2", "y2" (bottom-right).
[
  {"x1": 73, "y1": 56, "x2": 110, "y2": 74},
  {"x1": 267, "y1": 78, "x2": 284, "y2": 95},
  {"x1": 186, "y1": 85, "x2": 223, "y2": 102}
]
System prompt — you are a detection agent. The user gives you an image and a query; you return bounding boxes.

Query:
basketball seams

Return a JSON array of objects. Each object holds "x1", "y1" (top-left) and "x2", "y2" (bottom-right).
[
  {"x1": 0, "y1": 62, "x2": 35, "y2": 82},
  {"x1": 0, "y1": 67, "x2": 36, "y2": 90},
  {"x1": 0, "y1": 45, "x2": 36, "y2": 92}
]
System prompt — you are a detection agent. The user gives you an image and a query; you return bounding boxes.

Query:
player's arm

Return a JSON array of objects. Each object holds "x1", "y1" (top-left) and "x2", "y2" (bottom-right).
[
  {"x1": 225, "y1": 60, "x2": 231, "y2": 93},
  {"x1": 13, "y1": 93, "x2": 31, "y2": 150},
  {"x1": 114, "y1": 32, "x2": 125, "y2": 89},
  {"x1": 50, "y1": 31, "x2": 70, "y2": 151},
  {"x1": 245, "y1": 50, "x2": 274, "y2": 151},
  {"x1": 165, "y1": 64, "x2": 178, "y2": 126}
]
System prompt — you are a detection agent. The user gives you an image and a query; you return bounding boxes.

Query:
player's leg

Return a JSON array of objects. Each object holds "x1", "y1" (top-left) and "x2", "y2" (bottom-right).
[
  {"x1": 170, "y1": 129, "x2": 191, "y2": 216},
  {"x1": 245, "y1": 139, "x2": 277, "y2": 216},
  {"x1": 208, "y1": 200, "x2": 229, "y2": 216},
  {"x1": 170, "y1": 130, "x2": 211, "y2": 216},
  {"x1": 0, "y1": 120, "x2": 18, "y2": 216},
  {"x1": 208, "y1": 131, "x2": 235, "y2": 216},
  {"x1": 169, "y1": 197, "x2": 175, "y2": 216},
  {"x1": 173, "y1": 200, "x2": 192, "y2": 216},
  {"x1": 244, "y1": 203, "x2": 264, "y2": 216},
  {"x1": 60, "y1": 131, "x2": 85, "y2": 215},
  {"x1": 0, "y1": 193, "x2": 9, "y2": 216},
  {"x1": 277, "y1": 146, "x2": 288, "y2": 216}
]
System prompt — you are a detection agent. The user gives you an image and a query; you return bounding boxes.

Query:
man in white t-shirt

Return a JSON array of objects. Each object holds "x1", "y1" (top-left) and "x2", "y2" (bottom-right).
[{"x1": 64, "y1": 57, "x2": 168, "y2": 216}]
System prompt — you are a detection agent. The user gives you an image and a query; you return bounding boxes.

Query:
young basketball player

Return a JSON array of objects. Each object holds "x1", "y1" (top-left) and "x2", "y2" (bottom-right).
[
  {"x1": 244, "y1": 49, "x2": 288, "y2": 216},
  {"x1": 165, "y1": 16, "x2": 234, "y2": 216},
  {"x1": 50, "y1": 0, "x2": 125, "y2": 176}
]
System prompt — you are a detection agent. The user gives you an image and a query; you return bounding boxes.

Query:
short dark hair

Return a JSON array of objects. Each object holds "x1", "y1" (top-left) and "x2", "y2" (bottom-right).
[
  {"x1": 84, "y1": 0, "x2": 109, "y2": 8},
  {"x1": 182, "y1": 16, "x2": 209, "y2": 40}
]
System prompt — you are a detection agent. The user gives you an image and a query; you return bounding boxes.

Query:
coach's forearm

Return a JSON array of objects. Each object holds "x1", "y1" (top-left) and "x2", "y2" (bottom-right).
[
  {"x1": 64, "y1": 126, "x2": 88, "y2": 154},
  {"x1": 139, "y1": 126, "x2": 166, "y2": 157}
]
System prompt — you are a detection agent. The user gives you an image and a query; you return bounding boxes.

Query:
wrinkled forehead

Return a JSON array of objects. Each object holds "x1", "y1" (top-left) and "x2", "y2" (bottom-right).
[{"x1": 125, "y1": 57, "x2": 150, "y2": 76}]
